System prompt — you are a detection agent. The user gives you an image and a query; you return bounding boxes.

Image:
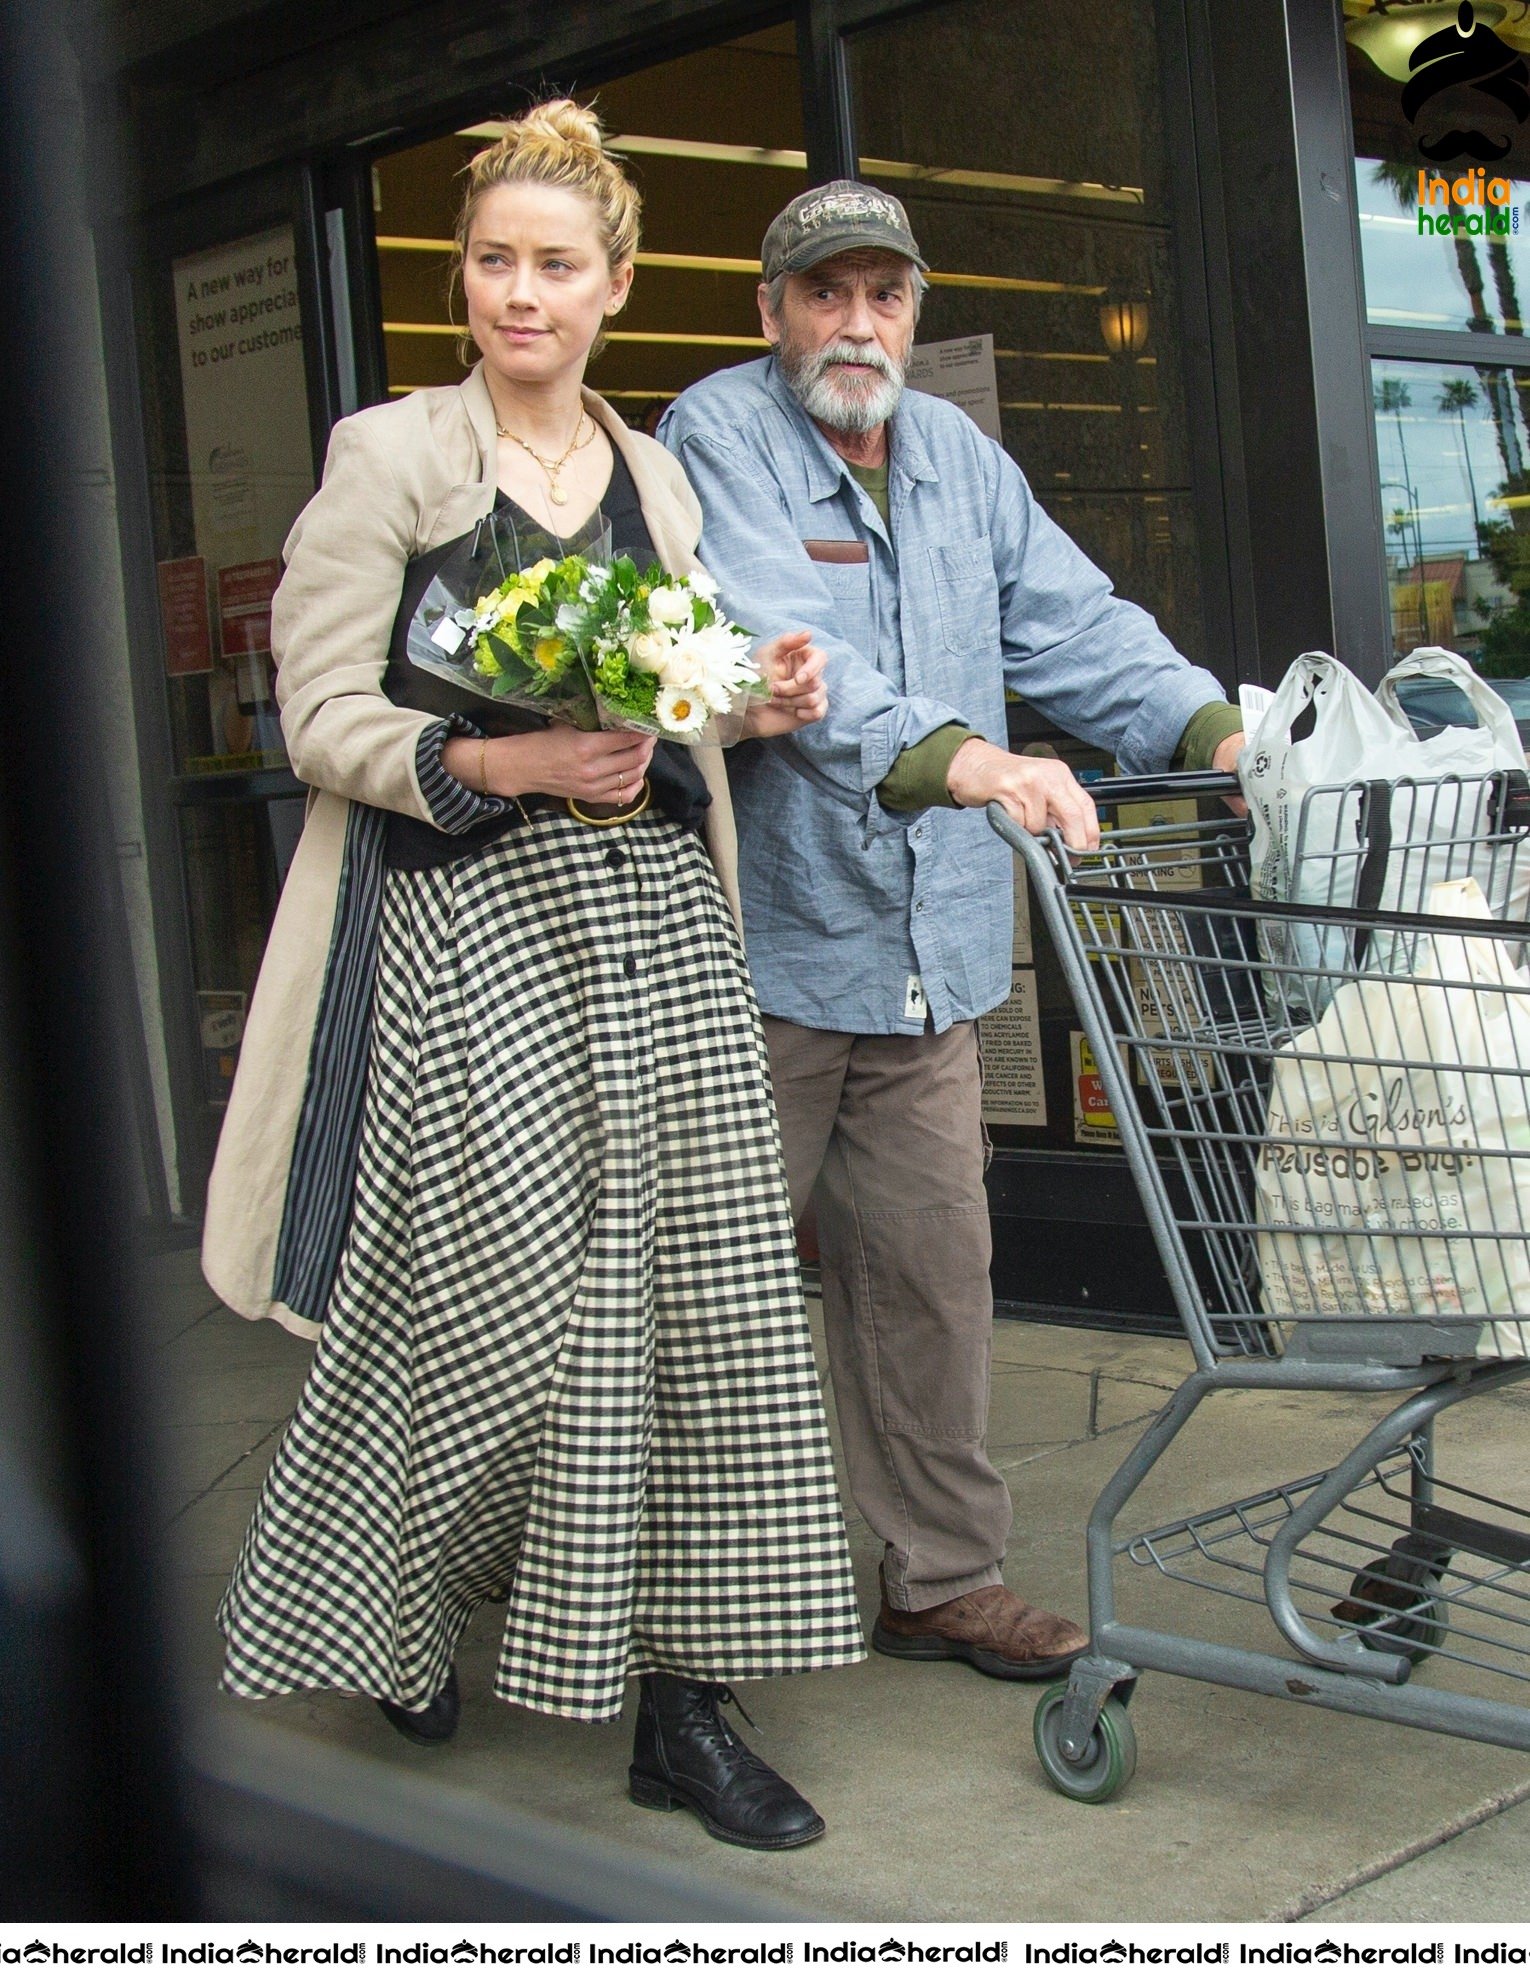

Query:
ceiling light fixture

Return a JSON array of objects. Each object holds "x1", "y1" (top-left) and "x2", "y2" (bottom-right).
[
  {"x1": 1344, "y1": 1, "x2": 1510, "y2": 83},
  {"x1": 453, "y1": 127, "x2": 1145, "y2": 205},
  {"x1": 375, "y1": 237, "x2": 1106, "y2": 299}
]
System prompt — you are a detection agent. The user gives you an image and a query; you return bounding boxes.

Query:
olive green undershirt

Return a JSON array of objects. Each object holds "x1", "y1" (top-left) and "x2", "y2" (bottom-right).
[
  {"x1": 842, "y1": 459, "x2": 1241, "y2": 810},
  {"x1": 846, "y1": 459, "x2": 890, "y2": 524}
]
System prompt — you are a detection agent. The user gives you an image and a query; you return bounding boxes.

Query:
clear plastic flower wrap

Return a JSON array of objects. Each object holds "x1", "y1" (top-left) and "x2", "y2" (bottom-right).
[{"x1": 407, "y1": 506, "x2": 764, "y2": 744}]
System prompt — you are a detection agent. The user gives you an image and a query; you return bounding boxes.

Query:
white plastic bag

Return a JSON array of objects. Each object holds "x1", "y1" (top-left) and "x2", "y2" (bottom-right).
[
  {"x1": 1241, "y1": 648, "x2": 1528, "y2": 1020},
  {"x1": 1241, "y1": 654, "x2": 1409, "y2": 1018},
  {"x1": 1256, "y1": 877, "x2": 1530, "y2": 1354},
  {"x1": 1376, "y1": 645, "x2": 1526, "y2": 781}
]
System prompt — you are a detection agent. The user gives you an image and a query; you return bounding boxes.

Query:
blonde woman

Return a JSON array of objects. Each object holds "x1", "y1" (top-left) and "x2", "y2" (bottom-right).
[{"x1": 206, "y1": 101, "x2": 865, "y2": 1851}]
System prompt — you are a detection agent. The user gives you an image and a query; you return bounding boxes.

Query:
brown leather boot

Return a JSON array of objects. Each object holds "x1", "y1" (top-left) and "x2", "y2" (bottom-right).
[{"x1": 872, "y1": 1574, "x2": 1087, "y2": 1679}]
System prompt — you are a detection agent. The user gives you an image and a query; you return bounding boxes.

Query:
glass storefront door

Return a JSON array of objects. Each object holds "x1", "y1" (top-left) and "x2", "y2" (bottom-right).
[
  {"x1": 373, "y1": 24, "x2": 809, "y2": 413},
  {"x1": 847, "y1": 0, "x2": 1209, "y2": 662},
  {"x1": 133, "y1": 187, "x2": 326, "y2": 1203},
  {"x1": 844, "y1": 0, "x2": 1222, "y2": 1236}
]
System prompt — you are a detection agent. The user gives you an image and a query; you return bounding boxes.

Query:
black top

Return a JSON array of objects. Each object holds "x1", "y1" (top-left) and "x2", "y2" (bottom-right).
[{"x1": 382, "y1": 450, "x2": 710, "y2": 870}]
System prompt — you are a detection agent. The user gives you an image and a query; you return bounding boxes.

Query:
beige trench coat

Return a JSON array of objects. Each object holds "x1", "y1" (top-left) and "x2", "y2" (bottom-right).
[{"x1": 201, "y1": 367, "x2": 741, "y2": 1337}]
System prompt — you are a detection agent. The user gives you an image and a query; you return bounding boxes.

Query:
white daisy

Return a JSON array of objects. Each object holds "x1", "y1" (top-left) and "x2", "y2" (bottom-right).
[{"x1": 656, "y1": 681, "x2": 709, "y2": 737}]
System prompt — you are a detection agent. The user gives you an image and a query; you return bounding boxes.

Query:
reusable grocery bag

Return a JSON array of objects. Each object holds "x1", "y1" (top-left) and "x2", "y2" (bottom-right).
[
  {"x1": 1240, "y1": 649, "x2": 1528, "y2": 1021},
  {"x1": 1255, "y1": 877, "x2": 1530, "y2": 1355}
]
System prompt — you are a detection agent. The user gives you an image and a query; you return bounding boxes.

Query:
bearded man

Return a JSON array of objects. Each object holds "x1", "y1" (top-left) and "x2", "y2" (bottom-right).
[{"x1": 659, "y1": 183, "x2": 1242, "y2": 1680}]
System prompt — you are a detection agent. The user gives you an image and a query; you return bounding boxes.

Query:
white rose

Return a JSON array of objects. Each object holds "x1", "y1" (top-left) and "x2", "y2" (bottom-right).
[
  {"x1": 657, "y1": 634, "x2": 708, "y2": 690},
  {"x1": 647, "y1": 585, "x2": 692, "y2": 627},
  {"x1": 627, "y1": 627, "x2": 672, "y2": 673}
]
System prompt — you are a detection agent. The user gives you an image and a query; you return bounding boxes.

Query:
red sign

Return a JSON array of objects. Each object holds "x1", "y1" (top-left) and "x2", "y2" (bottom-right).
[
  {"x1": 156, "y1": 556, "x2": 212, "y2": 677},
  {"x1": 217, "y1": 557, "x2": 281, "y2": 653}
]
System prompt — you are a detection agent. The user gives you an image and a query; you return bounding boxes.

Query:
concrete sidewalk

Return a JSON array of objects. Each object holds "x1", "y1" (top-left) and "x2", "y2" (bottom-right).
[{"x1": 150, "y1": 1247, "x2": 1530, "y2": 1924}]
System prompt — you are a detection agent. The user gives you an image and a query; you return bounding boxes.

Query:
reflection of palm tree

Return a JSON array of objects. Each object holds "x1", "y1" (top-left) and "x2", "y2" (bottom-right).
[
  {"x1": 1371, "y1": 158, "x2": 1525, "y2": 486},
  {"x1": 1439, "y1": 377, "x2": 1484, "y2": 552},
  {"x1": 1487, "y1": 239, "x2": 1530, "y2": 503},
  {"x1": 1375, "y1": 377, "x2": 1423, "y2": 569}
]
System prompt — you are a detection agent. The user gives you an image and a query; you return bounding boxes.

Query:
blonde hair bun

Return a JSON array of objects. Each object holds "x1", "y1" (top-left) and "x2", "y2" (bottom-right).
[
  {"x1": 453, "y1": 97, "x2": 641, "y2": 272},
  {"x1": 516, "y1": 98, "x2": 606, "y2": 158}
]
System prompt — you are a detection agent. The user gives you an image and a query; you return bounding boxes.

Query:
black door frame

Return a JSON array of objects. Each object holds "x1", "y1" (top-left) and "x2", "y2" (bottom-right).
[{"x1": 104, "y1": 160, "x2": 339, "y2": 1215}]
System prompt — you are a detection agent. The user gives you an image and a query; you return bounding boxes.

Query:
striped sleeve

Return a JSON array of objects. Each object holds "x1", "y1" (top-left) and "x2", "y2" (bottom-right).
[{"x1": 416, "y1": 714, "x2": 514, "y2": 833}]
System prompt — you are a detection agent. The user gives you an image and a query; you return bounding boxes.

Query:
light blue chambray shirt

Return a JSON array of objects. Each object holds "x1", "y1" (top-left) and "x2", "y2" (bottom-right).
[{"x1": 659, "y1": 356, "x2": 1226, "y2": 1035}]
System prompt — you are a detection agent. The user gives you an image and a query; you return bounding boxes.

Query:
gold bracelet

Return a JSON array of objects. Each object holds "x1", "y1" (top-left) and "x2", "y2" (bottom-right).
[
  {"x1": 478, "y1": 736, "x2": 491, "y2": 795},
  {"x1": 566, "y1": 779, "x2": 653, "y2": 828}
]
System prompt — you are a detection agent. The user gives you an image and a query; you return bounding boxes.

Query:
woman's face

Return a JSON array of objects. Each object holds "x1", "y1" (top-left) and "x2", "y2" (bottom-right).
[{"x1": 462, "y1": 181, "x2": 633, "y2": 394}]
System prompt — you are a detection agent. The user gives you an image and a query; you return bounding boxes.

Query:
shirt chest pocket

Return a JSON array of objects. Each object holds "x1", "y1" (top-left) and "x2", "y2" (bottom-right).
[
  {"x1": 814, "y1": 556, "x2": 876, "y2": 656},
  {"x1": 928, "y1": 541, "x2": 1000, "y2": 660}
]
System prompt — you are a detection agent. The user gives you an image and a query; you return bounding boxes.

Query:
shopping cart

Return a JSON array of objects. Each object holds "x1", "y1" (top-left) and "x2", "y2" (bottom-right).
[{"x1": 989, "y1": 766, "x2": 1530, "y2": 1802}]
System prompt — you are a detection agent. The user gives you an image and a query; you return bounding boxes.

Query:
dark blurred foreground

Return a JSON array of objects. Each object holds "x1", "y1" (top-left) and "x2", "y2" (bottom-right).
[{"x1": 0, "y1": 0, "x2": 777, "y2": 1924}]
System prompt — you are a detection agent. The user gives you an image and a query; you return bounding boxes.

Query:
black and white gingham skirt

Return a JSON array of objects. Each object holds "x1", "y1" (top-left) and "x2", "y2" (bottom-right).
[{"x1": 218, "y1": 811, "x2": 864, "y2": 1722}]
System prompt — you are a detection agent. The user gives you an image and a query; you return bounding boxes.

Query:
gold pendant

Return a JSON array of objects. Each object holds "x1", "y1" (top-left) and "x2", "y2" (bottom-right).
[{"x1": 549, "y1": 484, "x2": 568, "y2": 506}]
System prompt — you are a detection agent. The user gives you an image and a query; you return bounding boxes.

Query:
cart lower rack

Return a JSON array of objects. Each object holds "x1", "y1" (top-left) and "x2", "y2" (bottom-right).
[{"x1": 990, "y1": 768, "x2": 1530, "y2": 1801}]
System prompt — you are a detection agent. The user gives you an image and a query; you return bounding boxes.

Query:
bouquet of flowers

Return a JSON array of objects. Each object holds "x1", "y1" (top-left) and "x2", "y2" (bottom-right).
[{"x1": 408, "y1": 509, "x2": 764, "y2": 744}]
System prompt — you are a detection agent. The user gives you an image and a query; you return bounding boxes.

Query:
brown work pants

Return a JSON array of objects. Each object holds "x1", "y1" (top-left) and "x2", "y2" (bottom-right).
[{"x1": 761, "y1": 1016, "x2": 1011, "y2": 1610}]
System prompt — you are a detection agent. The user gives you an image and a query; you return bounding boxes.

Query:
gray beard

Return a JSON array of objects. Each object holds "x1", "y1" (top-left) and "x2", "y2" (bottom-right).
[{"x1": 778, "y1": 337, "x2": 906, "y2": 435}]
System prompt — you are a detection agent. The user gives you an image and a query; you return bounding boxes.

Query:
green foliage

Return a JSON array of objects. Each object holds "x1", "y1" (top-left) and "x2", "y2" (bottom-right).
[{"x1": 1474, "y1": 594, "x2": 1530, "y2": 678}]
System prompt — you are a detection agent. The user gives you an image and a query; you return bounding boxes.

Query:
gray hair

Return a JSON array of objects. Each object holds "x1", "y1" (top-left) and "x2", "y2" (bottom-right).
[{"x1": 762, "y1": 258, "x2": 927, "y2": 325}]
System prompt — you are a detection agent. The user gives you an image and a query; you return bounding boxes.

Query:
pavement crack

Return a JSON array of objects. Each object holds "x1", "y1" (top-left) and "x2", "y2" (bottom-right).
[
  {"x1": 157, "y1": 1299, "x2": 225, "y2": 1347},
  {"x1": 997, "y1": 1405, "x2": 1167, "y2": 1471},
  {"x1": 168, "y1": 1421, "x2": 284, "y2": 1526},
  {"x1": 1275, "y1": 1774, "x2": 1530, "y2": 1920}
]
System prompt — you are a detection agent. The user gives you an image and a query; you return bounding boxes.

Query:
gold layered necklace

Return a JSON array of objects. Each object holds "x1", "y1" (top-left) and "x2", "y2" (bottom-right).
[{"x1": 494, "y1": 409, "x2": 595, "y2": 507}]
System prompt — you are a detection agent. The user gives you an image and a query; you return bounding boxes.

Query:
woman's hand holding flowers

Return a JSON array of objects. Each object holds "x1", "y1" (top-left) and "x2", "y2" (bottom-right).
[
  {"x1": 443, "y1": 726, "x2": 656, "y2": 804},
  {"x1": 740, "y1": 631, "x2": 828, "y2": 739}
]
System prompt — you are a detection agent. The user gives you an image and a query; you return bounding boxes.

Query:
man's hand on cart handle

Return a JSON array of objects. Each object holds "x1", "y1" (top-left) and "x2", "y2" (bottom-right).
[
  {"x1": 947, "y1": 738, "x2": 1102, "y2": 850},
  {"x1": 1212, "y1": 731, "x2": 1248, "y2": 817}
]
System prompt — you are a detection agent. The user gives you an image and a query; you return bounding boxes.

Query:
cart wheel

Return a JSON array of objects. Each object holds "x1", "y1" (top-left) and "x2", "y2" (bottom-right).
[
  {"x1": 1338, "y1": 1556, "x2": 1450, "y2": 1668},
  {"x1": 1033, "y1": 1682, "x2": 1138, "y2": 1803}
]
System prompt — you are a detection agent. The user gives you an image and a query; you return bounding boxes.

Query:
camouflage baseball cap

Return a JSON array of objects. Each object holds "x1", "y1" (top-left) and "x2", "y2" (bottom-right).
[{"x1": 760, "y1": 180, "x2": 927, "y2": 282}]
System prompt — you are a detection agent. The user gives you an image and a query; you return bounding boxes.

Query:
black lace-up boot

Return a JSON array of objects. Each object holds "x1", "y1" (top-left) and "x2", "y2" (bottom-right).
[
  {"x1": 628, "y1": 1673, "x2": 825, "y2": 1850},
  {"x1": 376, "y1": 1665, "x2": 460, "y2": 1745}
]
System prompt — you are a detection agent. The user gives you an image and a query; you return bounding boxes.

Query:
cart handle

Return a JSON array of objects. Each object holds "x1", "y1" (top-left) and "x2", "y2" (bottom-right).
[
  {"x1": 1078, "y1": 765, "x2": 1530, "y2": 827},
  {"x1": 1077, "y1": 770, "x2": 1243, "y2": 807}
]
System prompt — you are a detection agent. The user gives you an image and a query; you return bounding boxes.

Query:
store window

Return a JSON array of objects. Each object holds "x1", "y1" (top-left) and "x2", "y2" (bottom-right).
[
  {"x1": 1347, "y1": 3, "x2": 1530, "y2": 679},
  {"x1": 847, "y1": 0, "x2": 1213, "y2": 1161},
  {"x1": 1371, "y1": 355, "x2": 1530, "y2": 670},
  {"x1": 847, "y1": 0, "x2": 1206, "y2": 662},
  {"x1": 374, "y1": 24, "x2": 808, "y2": 418}
]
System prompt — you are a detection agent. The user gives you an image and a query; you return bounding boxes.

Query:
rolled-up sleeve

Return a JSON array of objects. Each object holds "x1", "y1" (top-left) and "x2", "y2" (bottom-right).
[
  {"x1": 666, "y1": 425, "x2": 968, "y2": 832},
  {"x1": 990, "y1": 456, "x2": 1226, "y2": 775},
  {"x1": 413, "y1": 714, "x2": 514, "y2": 833}
]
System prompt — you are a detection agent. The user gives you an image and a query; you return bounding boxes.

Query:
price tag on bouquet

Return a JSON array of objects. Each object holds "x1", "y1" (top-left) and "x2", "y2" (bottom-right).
[{"x1": 406, "y1": 505, "x2": 768, "y2": 745}]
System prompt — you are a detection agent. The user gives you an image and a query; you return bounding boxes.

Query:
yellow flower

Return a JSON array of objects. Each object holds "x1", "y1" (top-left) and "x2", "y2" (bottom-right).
[
  {"x1": 522, "y1": 557, "x2": 557, "y2": 587},
  {"x1": 475, "y1": 649, "x2": 503, "y2": 679},
  {"x1": 533, "y1": 634, "x2": 566, "y2": 672}
]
